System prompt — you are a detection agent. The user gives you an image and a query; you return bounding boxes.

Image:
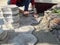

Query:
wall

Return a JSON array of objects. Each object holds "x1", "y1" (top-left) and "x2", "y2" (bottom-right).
[{"x1": 35, "y1": 0, "x2": 60, "y2": 3}]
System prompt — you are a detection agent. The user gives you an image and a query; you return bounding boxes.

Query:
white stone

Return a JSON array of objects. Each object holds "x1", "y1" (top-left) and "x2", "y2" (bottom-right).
[
  {"x1": 4, "y1": 17, "x2": 13, "y2": 23},
  {"x1": 4, "y1": 15, "x2": 20, "y2": 23},
  {"x1": 12, "y1": 23, "x2": 20, "y2": 29},
  {"x1": 2, "y1": 25, "x2": 10, "y2": 30},
  {"x1": 15, "y1": 25, "x2": 34, "y2": 34},
  {"x1": 3, "y1": 22, "x2": 20, "y2": 29},
  {"x1": 7, "y1": 5, "x2": 18, "y2": 9},
  {"x1": 4, "y1": 23, "x2": 14, "y2": 30}
]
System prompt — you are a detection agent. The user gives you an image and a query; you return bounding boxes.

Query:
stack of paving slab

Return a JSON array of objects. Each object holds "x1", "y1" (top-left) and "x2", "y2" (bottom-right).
[
  {"x1": 1, "y1": 5, "x2": 20, "y2": 29},
  {"x1": 0, "y1": 10, "x2": 7, "y2": 41}
]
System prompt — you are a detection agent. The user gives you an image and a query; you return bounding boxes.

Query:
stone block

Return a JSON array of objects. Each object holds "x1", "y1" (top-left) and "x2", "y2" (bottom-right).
[{"x1": 10, "y1": 34, "x2": 37, "y2": 45}]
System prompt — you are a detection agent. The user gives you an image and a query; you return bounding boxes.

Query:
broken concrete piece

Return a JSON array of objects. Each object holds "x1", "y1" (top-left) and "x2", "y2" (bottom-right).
[{"x1": 0, "y1": 10, "x2": 3, "y2": 18}]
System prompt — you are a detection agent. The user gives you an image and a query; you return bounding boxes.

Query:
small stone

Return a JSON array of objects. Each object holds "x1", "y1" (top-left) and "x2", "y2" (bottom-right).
[
  {"x1": 51, "y1": 18, "x2": 60, "y2": 24},
  {"x1": 15, "y1": 25, "x2": 34, "y2": 34},
  {"x1": 12, "y1": 23, "x2": 20, "y2": 29}
]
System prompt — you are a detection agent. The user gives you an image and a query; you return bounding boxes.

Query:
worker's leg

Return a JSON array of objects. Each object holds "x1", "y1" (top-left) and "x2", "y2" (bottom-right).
[
  {"x1": 24, "y1": 0, "x2": 30, "y2": 11},
  {"x1": 31, "y1": 0, "x2": 39, "y2": 18},
  {"x1": 23, "y1": 0, "x2": 30, "y2": 16}
]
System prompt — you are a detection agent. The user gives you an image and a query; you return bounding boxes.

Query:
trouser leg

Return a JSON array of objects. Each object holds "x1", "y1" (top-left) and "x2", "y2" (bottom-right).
[{"x1": 24, "y1": 0, "x2": 30, "y2": 11}]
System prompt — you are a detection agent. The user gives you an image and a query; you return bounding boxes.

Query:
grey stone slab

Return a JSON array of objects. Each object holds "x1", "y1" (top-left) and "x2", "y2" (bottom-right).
[{"x1": 9, "y1": 34, "x2": 37, "y2": 45}]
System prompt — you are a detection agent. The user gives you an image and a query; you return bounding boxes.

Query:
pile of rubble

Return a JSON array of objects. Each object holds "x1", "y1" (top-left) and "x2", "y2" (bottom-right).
[
  {"x1": 0, "y1": 5, "x2": 37, "y2": 45},
  {"x1": 35, "y1": 10, "x2": 60, "y2": 42}
]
